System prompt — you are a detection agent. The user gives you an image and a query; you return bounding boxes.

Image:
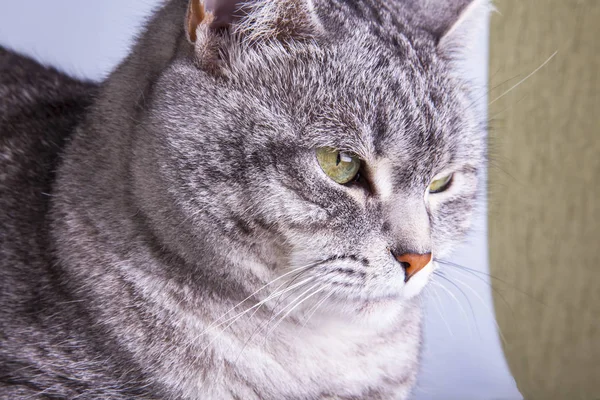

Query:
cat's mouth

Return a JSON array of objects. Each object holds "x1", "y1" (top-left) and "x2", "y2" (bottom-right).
[
  {"x1": 402, "y1": 260, "x2": 435, "y2": 299},
  {"x1": 325, "y1": 262, "x2": 434, "y2": 305},
  {"x1": 301, "y1": 251, "x2": 434, "y2": 304}
]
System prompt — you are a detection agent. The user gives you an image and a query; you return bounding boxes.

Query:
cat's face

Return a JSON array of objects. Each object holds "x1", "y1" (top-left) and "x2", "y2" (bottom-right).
[{"x1": 136, "y1": 0, "x2": 485, "y2": 310}]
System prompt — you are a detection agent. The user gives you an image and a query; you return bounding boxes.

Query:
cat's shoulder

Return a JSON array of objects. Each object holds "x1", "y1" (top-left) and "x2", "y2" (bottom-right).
[
  {"x1": 0, "y1": 46, "x2": 96, "y2": 298},
  {"x1": 0, "y1": 46, "x2": 96, "y2": 325},
  {"x1": 0, "y1": 46, "x2": 97, "y2": 222},
  {"x1": 0, "y1": 46, "x2": 98, "y2": 168},
  {"x1": 0, "y1": 46, "x2": 97, "y2": 113}
]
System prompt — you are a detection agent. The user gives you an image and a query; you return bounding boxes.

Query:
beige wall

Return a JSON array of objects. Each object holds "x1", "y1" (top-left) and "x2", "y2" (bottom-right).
[{"x1": 489, "y1": 1, "x2": 599, "y2": 399}]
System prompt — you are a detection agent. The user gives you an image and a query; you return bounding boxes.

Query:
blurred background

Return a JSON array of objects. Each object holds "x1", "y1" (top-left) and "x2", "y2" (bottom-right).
[
  {"x1": 0, "y1": 0, "x2": 597, "y2": 399},
  {"x1": 488, "y1": 1, "x2": 599, "y2": 399}
]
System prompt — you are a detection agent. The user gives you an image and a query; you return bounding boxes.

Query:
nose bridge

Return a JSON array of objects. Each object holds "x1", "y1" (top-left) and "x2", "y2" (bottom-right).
[{"x1": 387, "y1": 196, "x2": 431, "y2": 254}]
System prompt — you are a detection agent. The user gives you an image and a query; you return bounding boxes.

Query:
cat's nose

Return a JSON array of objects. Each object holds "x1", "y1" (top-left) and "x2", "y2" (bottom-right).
[{"x1": 394, "y1": 252, "x2": 432, "y2": 282}]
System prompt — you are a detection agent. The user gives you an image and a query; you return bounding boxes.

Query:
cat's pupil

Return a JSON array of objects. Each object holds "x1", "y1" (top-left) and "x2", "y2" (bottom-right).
[{"x1": 336, "y1": 152, "x2": 341, "y2": 166}]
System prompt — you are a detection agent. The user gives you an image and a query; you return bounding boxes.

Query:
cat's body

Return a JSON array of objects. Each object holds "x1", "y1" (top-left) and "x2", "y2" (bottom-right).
[
  {"x1": 0, "y1": 0, "x2": 488, "y2": 399},
  {"x1": 0, "y1": 45, "x2": 420, "y2": 400}
]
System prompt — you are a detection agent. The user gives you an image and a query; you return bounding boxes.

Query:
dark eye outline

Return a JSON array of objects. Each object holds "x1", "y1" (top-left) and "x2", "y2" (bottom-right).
[
  {"x1": 336, "y1": 163, "x2": 376, "y2": 195},
  {"x1": 428, "y1": 173, "x2": 454, "y2": 194}
]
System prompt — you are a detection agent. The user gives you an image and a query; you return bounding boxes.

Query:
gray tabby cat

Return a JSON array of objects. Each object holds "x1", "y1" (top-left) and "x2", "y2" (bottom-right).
[{"x1": 0, "y1": 0, "x2": 489, "y2": 398}]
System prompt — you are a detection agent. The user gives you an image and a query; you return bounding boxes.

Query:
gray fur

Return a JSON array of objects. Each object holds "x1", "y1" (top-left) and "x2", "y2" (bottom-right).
[{"x1": 0, "y1": 0, "x2": 489, "y2": 398}]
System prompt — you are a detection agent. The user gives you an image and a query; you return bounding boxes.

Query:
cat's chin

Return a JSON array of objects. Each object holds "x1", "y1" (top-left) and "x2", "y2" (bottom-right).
[
  {"x1": 316, "y1": 261, "x2": 433, "y2": 326},
  {"x1": 309, "y1": 293, "x2": 421, "y2": 333}
]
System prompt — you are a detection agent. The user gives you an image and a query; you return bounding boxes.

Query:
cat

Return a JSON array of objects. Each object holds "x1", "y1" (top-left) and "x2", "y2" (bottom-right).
[{"x1": 0, "y1": 0, "x2": 489, "y2": 399}]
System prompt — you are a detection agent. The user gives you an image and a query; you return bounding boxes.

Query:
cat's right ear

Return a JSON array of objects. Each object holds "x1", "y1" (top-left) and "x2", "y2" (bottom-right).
[
  {"x1": 185, "y1": 0, "x2": 246, "y2": 43},
  {"x1": 186, "y1": 0, "x2": 207, "y2": 43},
  {"x1": 185, "y1": 0, "x2": 222, "y2": 72},
  {"x1": 185, "y1": 0, "x2": 321, "y2": 71}
]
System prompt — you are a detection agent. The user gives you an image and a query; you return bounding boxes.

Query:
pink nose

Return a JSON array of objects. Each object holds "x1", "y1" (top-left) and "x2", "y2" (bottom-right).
[{"x1": 395, "y1": 252, "x2": 432, "y2": 282}]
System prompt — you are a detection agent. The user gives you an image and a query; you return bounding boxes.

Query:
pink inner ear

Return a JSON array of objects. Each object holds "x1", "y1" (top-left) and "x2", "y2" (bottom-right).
[
  {"x1": 187, "y1": 0, "x2": 206, "y2": 42},
  {"x1": 204, "y1": 0, "x2": 247, "y2": 30}
]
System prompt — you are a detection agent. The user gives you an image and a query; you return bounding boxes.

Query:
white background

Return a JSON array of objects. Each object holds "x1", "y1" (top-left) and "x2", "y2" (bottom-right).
[{"x1": 0, "y1": 1, "x2": 521, "y2": 399}]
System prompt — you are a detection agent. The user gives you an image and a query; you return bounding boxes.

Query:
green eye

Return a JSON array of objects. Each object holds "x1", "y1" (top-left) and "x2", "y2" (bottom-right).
[
  {"x1": 429, "y1": 173, "x2": 453, "y2": 193},
  {"x1": 316, "y1": 147, "x2": 361, "y2": 185}
]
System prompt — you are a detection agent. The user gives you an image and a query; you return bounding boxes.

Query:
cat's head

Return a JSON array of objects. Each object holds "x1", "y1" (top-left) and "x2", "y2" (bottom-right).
[{"x1": 132, "y1": 0, "x2": 489, "y2": 311}]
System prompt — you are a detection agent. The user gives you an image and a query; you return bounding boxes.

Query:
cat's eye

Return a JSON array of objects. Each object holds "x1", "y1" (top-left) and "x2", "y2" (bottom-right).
[
  {"x1": 316, "y1": 147, "x2": 361, "y2": 185},
  {"x1": 429, "y1": 173, "x2": 453, "y2": 193}
]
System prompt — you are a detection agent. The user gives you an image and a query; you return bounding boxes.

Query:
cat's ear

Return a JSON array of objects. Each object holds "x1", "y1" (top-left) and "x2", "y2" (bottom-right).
[
  {"x1": 185, "y1": 0, "x2": 320, "y2": 44},
  {"x1": 185, "y1": 0, "x2": 220, "y2": 72},
  {"x1": 185, "y1": 0, "x2": 320, "y2": 72},
  {"x1": 186, "y1": 0, "x2": 209, "y2": 43},
  {"x1": 436, "y1": 0, "x2": 492, "y2": 55}
]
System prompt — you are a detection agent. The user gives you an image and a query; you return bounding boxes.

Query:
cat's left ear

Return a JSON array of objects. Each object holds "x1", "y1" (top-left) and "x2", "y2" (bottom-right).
[{"x1": 437, "y1": 0, "x2": 492, "y2": 55}]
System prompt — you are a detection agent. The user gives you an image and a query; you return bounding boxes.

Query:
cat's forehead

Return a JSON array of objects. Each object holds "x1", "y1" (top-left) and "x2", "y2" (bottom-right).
[{"x1": 227, "y1": 37, "x2": 467, "y2": 158}]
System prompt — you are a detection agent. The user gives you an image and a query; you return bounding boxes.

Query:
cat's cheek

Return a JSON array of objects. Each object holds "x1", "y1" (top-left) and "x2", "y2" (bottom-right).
[{"x1": 402, "y1": 261, "x2": 434, "y2": 299}]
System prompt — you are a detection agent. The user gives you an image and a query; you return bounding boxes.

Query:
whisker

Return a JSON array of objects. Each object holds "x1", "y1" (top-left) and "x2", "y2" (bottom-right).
[
  {"x1": 434, "y1": 258, "x2": 546, "y2": 306},
  {"x1": 196, "y1": 276, "x2": 315, "y2": 341},
  {"x1": 429, "y1": 280, "x2": 464, "y2": 337},
  {"x1": 438, "y1": 270, "x2": 489, "y2": 339},
  {"x1": 265, "y1": 257, "x2": 336, "y2": 332},
  {"x1": 442, "y1": 263, "x2": 516, "y2": 319},
  {"x1": 489, "y1": 51, "x2": 558, "y2": 105},
  {"x1": 435, "y1": 274, "x2": 474, "y2": 336},
  {"x1": 432, "y1": 272, "x2": 475, "y2": 336},
  {"x1": 231, "y1": 280, "x2": 321, "y2": 365},
  {"x1": 438, "y1": 271, "x2": 508, "y2": 345},
  {"x1": 436, "y1": 258, "x2": 509, "y2": 283},
  {"x1": 230, "y1": 271, "x2": 316, "y2": 353},
  {"x1": 195, "y1": 258, "x2": 330, "y2": 361},
  {"x1": 265, "y1": 285, "x2": 328, "y2": 342},
  {"x1": 424, "y1": 284, "x2": 454, "y2": 337},
  {"x1": 194, "y1": 277, "x2": 317, "y2": 358},
  {"x1": 300, "y1": 288, "x2": 335, "y2": 330},
  {"x1": 463, "y1": 73, "x2": 522, "y2": 114},
  {"x1": 434, "y1": 271, "x2": 481, "y2": 336},
  {"x1": 268, "y1": 262, "x2": 318, "y2": 321},
  {"x1": 199, "y1": 262, "x2": 318, "y2": 335},
  {"x1": 263, "y1": 282, "x2": 324, "y2": 340}
]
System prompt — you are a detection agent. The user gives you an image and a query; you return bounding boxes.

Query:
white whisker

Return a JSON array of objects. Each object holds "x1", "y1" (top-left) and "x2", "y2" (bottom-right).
[
  {"x1": 434, "y1": 271, "x2": 479, "y2": 338},
  {"x1": 199, "y1": 262, "x2": 317, "y2": 335},
  {"x1": 431, "y1": 276, "x2": 473, "y2": 337},
  {"x1": 424, "y1": 284, "x2": 453, "y2": 337},
  {"x1": 200, "y1": 276, "x2": 315, "y2": 338},
  {"x1": 448, "y1": 265, "x2": 516, "y2": 320},
  {"x1": 442, "y1": 272, "x2": 507, "y2": 345},
  {"x1": 194, "y1": 278, "x2": 317, "y2": 359},
  {"x1": 228, "y1": 279, "x2": 319, "y2": 366},
  {"x1": 489, "y1": 51, "x2": 558, "y2": 105},
  {"x1": 264, "y1": 283, "x2": 325, "y2": 341},
  {"x1": 301, "y1": 288, "x2": 334, "y2": 330}
]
